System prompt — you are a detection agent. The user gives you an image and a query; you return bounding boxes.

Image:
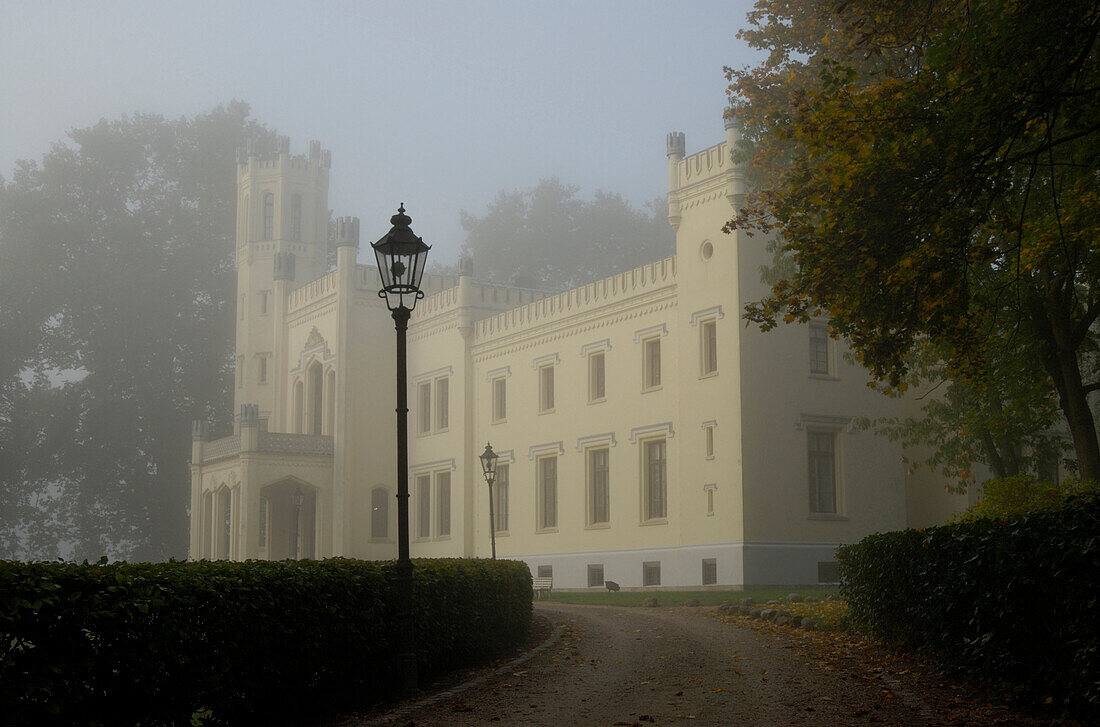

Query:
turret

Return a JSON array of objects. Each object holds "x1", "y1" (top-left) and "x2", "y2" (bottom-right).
[
  {"x1": 724, "y1": 111, "x2": 746, "y2": 206},
  {"x1": 666, "y1": 131, "x2": 685, "y2": 230}
]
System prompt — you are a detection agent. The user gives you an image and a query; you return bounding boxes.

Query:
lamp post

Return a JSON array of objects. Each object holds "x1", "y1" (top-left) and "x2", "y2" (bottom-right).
[
  {"x1": 292, "y1": 486, "x2": 304, "y2": 560},
  {"x1": 372, "y1": 203, "x2": 430, "y2": 697},
  {"x1": 479, "y1": 442, "x2": 500, "y2": 560}
]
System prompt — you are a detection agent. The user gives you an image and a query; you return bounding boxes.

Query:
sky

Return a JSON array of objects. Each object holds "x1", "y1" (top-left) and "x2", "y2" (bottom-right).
[{"x1": 0, "y1": 0, "x2": 762, "y2": 265}]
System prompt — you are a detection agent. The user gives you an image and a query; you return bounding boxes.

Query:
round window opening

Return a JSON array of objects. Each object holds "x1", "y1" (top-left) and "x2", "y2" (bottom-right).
[{"x1": 700, "y1": 241, "x2": 714, "y2": 260}]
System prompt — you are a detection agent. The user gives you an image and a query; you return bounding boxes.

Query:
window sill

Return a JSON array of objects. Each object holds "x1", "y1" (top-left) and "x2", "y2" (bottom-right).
[
  {"x1": 587, "y1": 397, "x2": 606, "y2": 405},
  {"x1": 809, "y1": 373, "x2": 840, "y2": 381},
  {"x1": 493, "y1": 530, "x2": 510, "y2": 537},
  {"x1": 808, "y1": 513, "x2": 848, "y2": 521},
  {"x1": 536, "y1": 527, "x2": 559, "y2": 534},
  {"x1": 640, "y1": 518, "x2": 668, "y2": 527},
  {"x1": 434, "y1": 426, "x2": 450, "y2": 434},
  {"x1": 538, "y1": 408, "x2": 556, "y2": 416},
  {"x1": 699, "y1": 371, "x2": 719, "y2": 380},
  {"x1": 642, "y1": 385, "x2": 663, "y2": 394},
  {"x1": 491, "y1": 418, "x2": 507, "y2": 425},
  {"x1": 434, "y1": 535, "x2": 452, "y2": 541},
  {"x1": 705, "y1": 455, "x2": 715, "y2": 461},
  {"x1": 585, "y1": 522, "x2": 611, "y2": 530}
]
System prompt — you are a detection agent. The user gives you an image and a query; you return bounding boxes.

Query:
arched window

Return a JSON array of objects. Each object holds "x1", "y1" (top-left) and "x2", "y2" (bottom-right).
[
  {"x1": 371, "y1": 487, "x2": 389, "y2": 538},
  {"x1": 292, "y1": 380, "x2": 303, "y2": 434},
  {"x1": 308, "y1": 361, "x2": 323, "y2": 435},
  {"x1": 263, "y1": 192, "x2": 274, "y2": 240},
  {"x1": 290, "y1": 194, "x2": 302, "y2": 241},
  {"x1": 217, "y1": 487, "x2": 232, "y2": 559},
  {"x1": 324, "y1": 370, "x2": 336, "y2": 435}
]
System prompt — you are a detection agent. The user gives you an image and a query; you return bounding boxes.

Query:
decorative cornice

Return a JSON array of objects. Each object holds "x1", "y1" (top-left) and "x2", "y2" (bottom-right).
[
  {"x1": 492, "y1": 448, "x2": 516, "y2": 464},
  {"x1": 701, "y1": 420, "x2": 718, "y2": 429},
  {"x1": 575, "y1": 432, "x2": 617, "y2": 452},
  {"x1": 796, "y1": 413, "x2": 855, "y2": 432},
  {"x1": 413, "y1": 365, "x2": 454, "y2": 384},
  {"x1": 580, "y1": 338, "x2": 611, "y2": 357},
  {"x1": 629, "y1": 422, "x2": 675, "y2": 443},
  {"x1": 703, "y1": 482, "x2": 718, "y2": 491},
  {"x1": 410, "y1": 457, "x2": 457, "y2": 473},
  {"x1": 485, "y1": 365, "x2": 511, "y2": 381},
  {"x1": 531, "y1": 352, "x2": 560, "y2": 369},
  {"x1": 690, "y1": 306, "x2": 725, "y2": 326},
  {"x1": 528, "y1": 441, "x2": 564, "y2": 460},
  {"x1": 633, "y1": 323, "x2": 668, "y2": 343}
]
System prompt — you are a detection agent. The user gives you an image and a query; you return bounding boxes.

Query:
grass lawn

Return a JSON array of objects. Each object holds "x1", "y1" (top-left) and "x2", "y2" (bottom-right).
[{"x1": 541, "y1": 586, "x2": 840, "y2": 608}]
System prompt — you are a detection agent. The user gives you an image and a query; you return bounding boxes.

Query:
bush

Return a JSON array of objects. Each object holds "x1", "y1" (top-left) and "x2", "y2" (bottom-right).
[
  {"x1": 0, "y1": 557, "x2": 531, "y2": 726},
  {"x1": 838, "y1": 494, "x2": 1099, "y2": 714},
  {"x1": 951, "y1": 474, "x2": 1100, "y2": 523}
]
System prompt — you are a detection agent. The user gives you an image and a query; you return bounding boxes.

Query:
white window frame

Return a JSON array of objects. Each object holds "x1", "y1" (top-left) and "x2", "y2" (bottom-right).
[
  {"x1": 435, "y1": 376, "x2": 449, "y2": 431},
  {"x1": 701, "y1": 420, "x2": 717, "y2": 460},
  {"x1": 589, "y1": 351, "x2": 606, "y2": 402},
  {"x1": 538, "y1": 364, "x2": 555, "y2": 413},
  {"x1": 809, "y1": 323, "x2": 834, "y2": 378},
  {"x1": 436, "y1": 470, "x2": 451, "y2": 538},
  {"x1": 256, "y1": 353, "x2": 269, "y2": 384},
  {"x1": 494, "y1": 463, "x2": 509, "y2": 533},
  {"x1": 416, "y1": 381, "x2": 431, "y2": 435},
  {"x1": 415, "y1": 473, "x2": 432, "y2": 540},
  {"x1": 641, "y1": 437, "x2": 668, "y2": 523},
  {"x1": 642, "y1": 337, "x2": 662, "y2": 390},
  {"x1": 492, "y1": 376, "x2": 507, "y2": 423},
  {"x1": 807, "y1": 428, "x2": 843, "y2": 516},
  {"x1": 536, "y1": 454, "x2": 558, "y2": 531},
  {"x1": 700, "y1": 319, "x2": 718, "y2": 377},
  {"x1": 704, "y1": 483, "x2": 717, "y2": 516},
  {"x1": 586, "y1": 446, "x2": 611, "y2": 527}
]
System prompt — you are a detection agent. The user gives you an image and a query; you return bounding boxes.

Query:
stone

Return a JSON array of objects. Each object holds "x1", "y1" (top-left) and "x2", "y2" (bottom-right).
[
  {"x1": 826, "y1": 594, "x2": 838, "y2": 602},
  {"x1": 739, "y1": 597, "x2": 754, "y2": 607},
  {"x1": 749, "y1": 608, "x2": 763, "y2": 619},
  {"x1": 767, "y1": 600, "x2": 780, "y2": 606},
  {"x1": 774, "y1": 613, "x2": 792, "y2": 627},
  {"x1": 760, "y1": 608, "x2": 776, "y2": 621},
  {"x1": 804, "y1": 596, "x2": 817, "y2": 603},
  {"x1": 643, "y1": 597, "x2": 659, "y2": 608},
  {"x1": 717, "y1": 602, "x2": 732, "y2": 613},
  {"x1": 787, "y1": 593, "x2": 803, "y2": 603},
  {"x1": 737, "y1": 605, "x2": 752, "y2": 615},
  {"x1": 683, "y1": 598, "x2": 701, "y2": 607},
  {"x1": 800, "y1": 617, "x2": 816, "y2": 630}
]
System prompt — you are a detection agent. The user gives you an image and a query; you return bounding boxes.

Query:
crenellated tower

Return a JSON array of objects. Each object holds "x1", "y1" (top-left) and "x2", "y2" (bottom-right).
[{"x1": 234, "y1": 137, "x2": 332, "y2": 424}]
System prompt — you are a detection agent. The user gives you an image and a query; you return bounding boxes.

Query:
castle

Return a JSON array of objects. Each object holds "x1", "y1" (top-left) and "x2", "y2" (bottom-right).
[{"x1": 188, "y1": 119, "x2": 967, "y2": 588}]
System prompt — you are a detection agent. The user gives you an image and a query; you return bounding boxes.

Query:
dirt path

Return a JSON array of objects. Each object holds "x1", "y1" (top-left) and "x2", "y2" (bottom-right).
[{"x1": 365, "y1": 603, "x2": 943, "y2": 726}]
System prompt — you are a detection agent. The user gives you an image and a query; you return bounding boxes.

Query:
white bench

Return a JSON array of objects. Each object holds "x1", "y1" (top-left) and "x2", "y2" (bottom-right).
[{"x1": 532, "y1": 576, "x2": 553, "y2": 599}]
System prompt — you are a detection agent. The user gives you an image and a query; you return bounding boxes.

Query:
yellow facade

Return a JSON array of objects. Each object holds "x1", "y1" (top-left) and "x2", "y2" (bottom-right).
[{"x1": 189, "y1": 123, "x2": 967, "y2": 587}]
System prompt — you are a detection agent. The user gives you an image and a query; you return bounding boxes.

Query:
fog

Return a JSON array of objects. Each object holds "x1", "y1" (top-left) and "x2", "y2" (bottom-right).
[{"x1": 1, "y1": 0, "x2": 761, "y2": 264}]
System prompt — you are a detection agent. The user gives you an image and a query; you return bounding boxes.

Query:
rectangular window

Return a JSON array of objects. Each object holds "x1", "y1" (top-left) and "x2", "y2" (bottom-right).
[
  {"x1": 587, "y1": 564, "x2": 605, "y2": 588},
  {"x1": 643, "y1": 561, "x2": 661, "y2": 587},
  {"x1": 263, "y1": 192, "x2": 274, "y2": 240},
  {"x1": 706, "y1": 488, "x2": 715, "y2": 516},
  {"x1": 416, "y1": 473, "x2": 431, "y2": 539},
  {"x1": 701, "y1": 320, "x2": 718, "y2": 375},
  {"x1": 237, "y1": 356, "x2": 244, "y2": 388},
  {"x1": 705, "y1": 425, "x2": 715, "y2": 459},
  {"x1": 435, "y1": 378, "x2": 449, "y2": 430},
  {"x1": 417, "y1": 382, "x2": 431, "y2": 434},
  {"x1": 538, "y1": 455, "x2": 558, "y2": 529},
  {"x1": 494, "y1": 464, "x2": 509, "y2": 532},
  {"x1": 644, "y1": 439, "x2": 667, "y2": 520},
  {"x1": 644, "y1": 338, "x2": 661, "y2": 389},
  {"x1": 258, "y1": 356, "x2": 267, "y2": 384},
  {"x1": 259, "y1": 290, "x2": 270, "y2": 315},
  {"x1": 536, "y1": 565, "x2": 553, "y2": 579},
  {"x1": 239, "y1": 294, "x2": 246, "y2": 320},
  {"x1": 588, "y1": 447, "x2": 610, "y2": 525},
  {"x1": 702, "y1": 558, "x2": 717, "y2": 585},
  {"x1": 492, "y1": 377, "x2": 507, "y2": 422},
  {"x1": 589, "y1": 352, "x2": 606, "y2": 401},
  {"x1": 808, "y1": 431, "x2": 837, "y2": 514},
  {"x1": 810, "y1": 324, "x2": 829, "y2": 375},
  {"x1": 539, "y1": 365, "x2": 555, "y2": 412},
  {"x1": 436, "y1": 471, "x2": 451, "y2": 537}
]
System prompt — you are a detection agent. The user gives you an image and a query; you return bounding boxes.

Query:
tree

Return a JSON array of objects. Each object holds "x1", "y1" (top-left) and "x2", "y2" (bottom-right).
[
  {"x1": 0, "y1": 103, "x2": 272, "y2": 560},
  {"x1": 460, "y1": 178, "x2": 674, "y2": 289},
  {"x1": 727, "y1": 0, "x2": 1100, "y2": 479}
]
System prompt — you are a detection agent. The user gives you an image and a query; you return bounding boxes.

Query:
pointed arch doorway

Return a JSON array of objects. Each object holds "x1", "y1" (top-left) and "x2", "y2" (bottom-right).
[{"x1": 261, "y1": 478, "x2": 317, "y2": 559}]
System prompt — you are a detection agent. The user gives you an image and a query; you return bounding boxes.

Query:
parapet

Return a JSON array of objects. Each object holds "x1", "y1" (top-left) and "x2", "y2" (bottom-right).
[
  {"x1": 335, "y1": 217, "x2": 360, "y2": 248},
  {"x1": 236, "y1": 136, "x2": 332, "y2": 171}
]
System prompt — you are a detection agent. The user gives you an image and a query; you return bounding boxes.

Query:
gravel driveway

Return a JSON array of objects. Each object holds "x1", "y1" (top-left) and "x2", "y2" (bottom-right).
[{"x1": 364, "y1": 602, "x2": 945, "y2": 726}]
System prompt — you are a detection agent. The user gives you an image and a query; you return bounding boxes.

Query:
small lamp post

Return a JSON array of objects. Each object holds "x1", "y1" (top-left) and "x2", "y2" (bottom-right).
[
  {"x1": 479, "y1": 442, "x2": 500, "y2": 560},
  {"x1": 292, "y1": 486, "x2": 305, "y2": 560},
  {"x1": 372, "y1": 203, "x2": 430, "y2": 696}
]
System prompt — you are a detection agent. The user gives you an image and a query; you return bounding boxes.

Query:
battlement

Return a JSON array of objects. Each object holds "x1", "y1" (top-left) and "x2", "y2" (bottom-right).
[
  {"x1": 236, "y1": 136, "x2": 332, "y2": 173},
  {"x1": 675, "y1": 141, "x2": 733, "y2": 190},
  {"x1": 473, "y1": 256, "x2": 677, "y2": 340},
  {"x1": 287, "y1": 270, "x2": 338, "y2": 314}
]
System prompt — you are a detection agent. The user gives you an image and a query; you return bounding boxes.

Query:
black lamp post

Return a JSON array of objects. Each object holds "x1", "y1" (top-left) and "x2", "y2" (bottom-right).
[
  {"x1": 372, "y1": 203, "x2": 430, "y2": 697},
  {"x1": 292, "y1": 486, "x2": 305, "y2": 560},
  {"x1": 479, "y1": 442, "x2": 500, "y2": 560}
]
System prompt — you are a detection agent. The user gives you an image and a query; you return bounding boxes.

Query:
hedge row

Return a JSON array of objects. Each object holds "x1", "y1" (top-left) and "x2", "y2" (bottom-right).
[
  {"x1": 0, "y1": 557, "x2": 532, "y2": 726},
  {"x1": 838, "y1": 495, "x2": 1099, "y2": 713}
]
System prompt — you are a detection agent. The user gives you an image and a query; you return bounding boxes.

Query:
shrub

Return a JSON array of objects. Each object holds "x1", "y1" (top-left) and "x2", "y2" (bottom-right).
[
  {"x1": 951, "y1": 475, "x2": 1100, "y2": 524},
  {"x1": 0, "y1": 557, "x2": 531, "y2": 726},
  {"x1": 838, "y1": 494, "x2": 1099, "y2": 714}
]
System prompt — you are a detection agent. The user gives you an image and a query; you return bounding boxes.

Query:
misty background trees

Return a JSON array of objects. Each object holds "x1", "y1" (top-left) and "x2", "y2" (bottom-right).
[
  {"x1": 460, "y1": 178, "x2": 673, "y2": 290},
  {"x1": 0, "y1": 103, "x2": 273, "y2": 560},
  {"x1": 728, "y1": 0, "x2": 1100, "y2": 484}
]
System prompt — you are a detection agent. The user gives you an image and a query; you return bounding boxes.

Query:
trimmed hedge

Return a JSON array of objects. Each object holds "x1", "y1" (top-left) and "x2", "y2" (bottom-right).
[
  {"x1": 838, "y1": 495, "x2": 1099, "y2": 713},
  {"x1": 0, "y1": 557, "x2": 531, "y2": 726}
]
